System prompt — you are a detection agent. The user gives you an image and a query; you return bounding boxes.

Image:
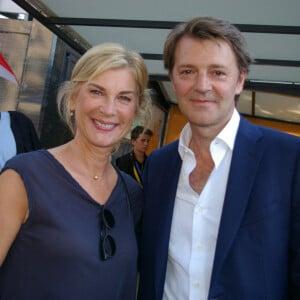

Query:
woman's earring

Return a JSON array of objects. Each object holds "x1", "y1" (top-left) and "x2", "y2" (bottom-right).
[{"x1": 70, "y1": 110, "x2": 75, "y2": 126}]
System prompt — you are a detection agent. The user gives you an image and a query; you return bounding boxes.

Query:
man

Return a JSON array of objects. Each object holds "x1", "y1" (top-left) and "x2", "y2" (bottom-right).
[
  {"x1": 138, "y1": 17, "x2": 300, "y2": 300},
  {"x1": 116, "y1": 125, "x2": 153, "y2": 185},
  {"x1": 0, "y1": 111, "x2": 41, "y2": 170}
]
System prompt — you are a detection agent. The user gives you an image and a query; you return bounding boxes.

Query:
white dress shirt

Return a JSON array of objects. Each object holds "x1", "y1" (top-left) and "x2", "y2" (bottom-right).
[
  {"x1": 163, "y1": 109, "x2": 240, "y2": 300},
  {"x1": 0, "y1": 112, "x2": 16, "y2": 171}
]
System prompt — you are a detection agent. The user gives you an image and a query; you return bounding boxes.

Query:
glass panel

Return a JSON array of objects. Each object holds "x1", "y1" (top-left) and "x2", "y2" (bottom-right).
[
  {"x1": 255, "y1": 92, "x2": 300, "y2": 123},
  {"x1": 237, "y1": 90, "x2": 253, "y2": 115}
]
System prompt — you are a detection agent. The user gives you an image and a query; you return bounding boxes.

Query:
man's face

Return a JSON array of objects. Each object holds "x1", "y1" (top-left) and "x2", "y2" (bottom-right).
[
  {"x1": 132, "y1": 133, "x2": 151, "y2": 154},
  {"x1": 171, "y1": 36, "x2": 246, "y2": 134}
]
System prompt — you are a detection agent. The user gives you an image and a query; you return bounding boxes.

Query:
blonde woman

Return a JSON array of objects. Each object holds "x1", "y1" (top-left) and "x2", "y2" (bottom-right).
[{"x1": 0, "y1": 43, "x2": 151, "y2": 299}]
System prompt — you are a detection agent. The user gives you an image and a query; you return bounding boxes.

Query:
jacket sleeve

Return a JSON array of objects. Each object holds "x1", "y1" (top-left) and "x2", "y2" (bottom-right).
[
  {"x1": 9, "y1": 111, "x2": 42, "y2": 153},
  {"x1": 290, "y1": 152, "x2": 300, "y2": 299}
]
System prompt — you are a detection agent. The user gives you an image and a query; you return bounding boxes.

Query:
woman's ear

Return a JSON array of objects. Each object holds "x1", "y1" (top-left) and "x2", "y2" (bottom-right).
[{"x1": 69, "y1": 95, "x2": 76, "y2": 113}]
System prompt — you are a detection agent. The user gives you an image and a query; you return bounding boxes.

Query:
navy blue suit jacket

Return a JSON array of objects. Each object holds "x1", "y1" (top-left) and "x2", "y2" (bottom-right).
[
  {"x1": 9, "y1": 111, "x2": 41, "y2": 153},
  {"x1": 138, "y1": 117, "x2": 300, "y2": 300}
]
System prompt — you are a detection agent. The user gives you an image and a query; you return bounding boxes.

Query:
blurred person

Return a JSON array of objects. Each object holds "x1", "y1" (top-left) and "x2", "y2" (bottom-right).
[
  {"x1": 0, "y1": 43, "x2": 151, "y2": 300},
  {"x1": 0, "y1": 110, "x2": 41, "y2": 170},
  {"x1": 138, "y1": 17, "x2": 300, "y2": 300},
  {"x1": 116, "y1": 125, "x2": 153, "y2": 185}
]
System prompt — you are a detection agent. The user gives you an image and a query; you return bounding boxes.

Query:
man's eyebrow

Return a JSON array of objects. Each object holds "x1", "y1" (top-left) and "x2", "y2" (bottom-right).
[
  {"x1": 176, "y1": 63, "x2": 228, "y2": 69},
  {"x1": 176, "y1": 63, "x2": 194, "y2": 68},
  {"x1": 209, "y1": 64, "x2": 228, "y2": 69}
]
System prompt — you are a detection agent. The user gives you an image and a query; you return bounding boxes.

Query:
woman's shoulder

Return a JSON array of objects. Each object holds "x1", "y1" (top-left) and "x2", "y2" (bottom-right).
[
  {"x1": 118, "y1": 169, "x2": 142, "y2": 195},
  {"x1": 6, "y1": 149, "x2": 46, "y2": 162},
  {"x1": 116, "y1": 169, "x2": 143, "y2": 224},
  {"x1": 2, "y1": 149, "x2": 49, "y2": 173}
]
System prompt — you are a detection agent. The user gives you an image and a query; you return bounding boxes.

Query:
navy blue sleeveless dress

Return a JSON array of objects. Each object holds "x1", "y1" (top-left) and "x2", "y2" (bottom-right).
[{"x1": 0, "y1": 150, "x2": 143, "y2": 300}]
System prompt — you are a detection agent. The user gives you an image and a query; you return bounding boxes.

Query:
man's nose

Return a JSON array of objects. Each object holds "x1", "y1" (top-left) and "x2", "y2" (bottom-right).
[{"x1": 194, "y1": 73, "x2": 211, "y2": 92}]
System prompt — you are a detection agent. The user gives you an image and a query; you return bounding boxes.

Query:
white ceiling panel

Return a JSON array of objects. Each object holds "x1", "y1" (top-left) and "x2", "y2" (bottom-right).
[
  {"x1": 31, "y1": 0, "x2": 300, "y2": 26},
  {"x1": 9, "y1": 0, "x2": 300, "y2": 103},
  {"x1": 72, "y1": 26, "x2": 169, "y2": 54}
]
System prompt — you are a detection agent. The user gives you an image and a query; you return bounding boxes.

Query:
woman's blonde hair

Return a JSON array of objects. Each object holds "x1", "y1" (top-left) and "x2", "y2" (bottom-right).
[{"x1": 57, "y1": 43, "x2": 152, "y2": 134}]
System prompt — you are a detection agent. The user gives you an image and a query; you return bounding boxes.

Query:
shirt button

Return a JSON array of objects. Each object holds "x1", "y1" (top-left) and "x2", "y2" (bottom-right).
[
  {"x1": 193, "y1": 281, "x2": 201, "y2": 288},
  {"x1": 196, "y1": 244, "x2": 203, "y2": 251},
  {"x1": 196, "y1": 206, "x2": 204, "y2": 213}
]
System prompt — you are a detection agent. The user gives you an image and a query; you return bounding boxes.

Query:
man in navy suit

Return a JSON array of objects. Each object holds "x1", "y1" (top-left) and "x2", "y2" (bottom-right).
[{"x1": 137, "y1": 17, "x2": 300, "y2": 300}]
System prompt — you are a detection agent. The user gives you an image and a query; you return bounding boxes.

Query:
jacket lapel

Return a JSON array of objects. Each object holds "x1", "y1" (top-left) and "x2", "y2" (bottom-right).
[
  {"x1": 141, "y1": 141, "x2": 182, "y2": 299},
  {"x1": 209, "y1": 118, "x2": 265, "y2": 294},
  {"x1": 154, "y1": 143, "x2": 182, "y2": 297}
]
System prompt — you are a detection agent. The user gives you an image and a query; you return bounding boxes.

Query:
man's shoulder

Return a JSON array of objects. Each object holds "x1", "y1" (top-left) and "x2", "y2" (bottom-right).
[
  {"x1": 239, "y1": 117, "x2": 300, "y2": 151},
  {"x1": 151, "y1": 140, "x2": 179, "y2": 157},
  {"x1": 116, "y1": 151, "x2": 132, "y2": 162},
  {"x1": 115, "y1": 152, "x2": 133, "y2": 170},
  {"x1": 147, "y1": 140, "x2": 180, "y2": 167},
  {"x1": 9, "y1": 111, "x2": 32, "y2": 123},
  {"x1": 9, "y1": 111, "x2": 36, "y2": 132}
]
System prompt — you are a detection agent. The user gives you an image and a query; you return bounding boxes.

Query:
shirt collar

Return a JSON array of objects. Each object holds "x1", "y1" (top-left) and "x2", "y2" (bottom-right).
[
  {"x1": 217, "y1": 108, "x2": 240, "y2": 151},
  {"x1": 178, "y1": 108, "x2": 240, "y2": 158}
]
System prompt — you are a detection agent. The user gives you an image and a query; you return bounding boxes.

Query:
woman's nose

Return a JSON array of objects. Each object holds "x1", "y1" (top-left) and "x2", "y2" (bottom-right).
[{"x1": 99, "y1": 97, "x2": 117, "y2": 115}]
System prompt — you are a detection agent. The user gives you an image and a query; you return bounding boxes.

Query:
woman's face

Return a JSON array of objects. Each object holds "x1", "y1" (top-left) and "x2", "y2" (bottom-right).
[{"x1": 71, "y1": 67, "x2": 139, "y2": 150}]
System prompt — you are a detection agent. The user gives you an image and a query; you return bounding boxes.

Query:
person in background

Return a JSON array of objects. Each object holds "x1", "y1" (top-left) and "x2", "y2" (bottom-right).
[
  {"x1": 0, "y1": 110, "x2": 41, "y2": 170},
  {"x1": 0, "y1": 42, "x2": 152, "y2": 300},
  {"x1": 138, "y1": 17, "x2": 300, "y2": 300},
  {"x1": 116, "y1": 125, "x2": 153, "y2": 185}
]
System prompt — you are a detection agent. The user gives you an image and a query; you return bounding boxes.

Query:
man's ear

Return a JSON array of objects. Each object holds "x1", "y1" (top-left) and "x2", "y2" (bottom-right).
[
  {"x1": 236, "y1": 69, "x2": 247, "y2": 95},
  {"x1": 169, "y1": 72, "x2": 175, "y2": 91}
]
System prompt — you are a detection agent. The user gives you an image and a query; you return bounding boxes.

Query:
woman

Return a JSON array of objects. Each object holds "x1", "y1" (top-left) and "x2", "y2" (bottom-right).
[{"x1": 0, "y1": 43, "x2": 151, "y2": 299}]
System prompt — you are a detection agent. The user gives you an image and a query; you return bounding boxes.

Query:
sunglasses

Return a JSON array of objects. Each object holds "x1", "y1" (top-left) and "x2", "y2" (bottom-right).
[{"x1": 99, "y1": 208, "x2": 116, "y2": 260}]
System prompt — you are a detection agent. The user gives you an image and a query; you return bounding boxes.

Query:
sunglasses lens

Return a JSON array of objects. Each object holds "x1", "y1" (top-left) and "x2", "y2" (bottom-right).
[
  {"x1": 100, "y1": 208, "x2": 116, "y2": 260},
  {"x1": 103, "y1": 209, "x2": 115, "y2": 229},
  {"x1": 100, "y1": 235, "x2": 116, "y2": 260}
]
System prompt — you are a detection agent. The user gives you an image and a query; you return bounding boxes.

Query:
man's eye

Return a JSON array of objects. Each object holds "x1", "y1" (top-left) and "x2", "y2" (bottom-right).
[
  {"x1": 214, "y1": 70, "x2": 226, "y2": 77},
  {"x1": 181, "y1": 69, "x2": 192, "y2": 75},
  {"x1": 178, "y1": 69, "x2": 196, "y2": 78}
]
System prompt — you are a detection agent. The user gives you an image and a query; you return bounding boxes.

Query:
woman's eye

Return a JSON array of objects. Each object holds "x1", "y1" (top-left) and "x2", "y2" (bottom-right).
[
  {"x1": 119, "y1": 95, "x2": 131, "y2": 103},
  {"x1": 90, "y1": 89, "x2": 102, "y2": 96}
]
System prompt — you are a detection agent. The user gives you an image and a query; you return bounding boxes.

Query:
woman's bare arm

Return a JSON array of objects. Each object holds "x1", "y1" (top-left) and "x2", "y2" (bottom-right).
[{"x1": 0, "y1": 169, "x2": 28, "y2": 266}]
